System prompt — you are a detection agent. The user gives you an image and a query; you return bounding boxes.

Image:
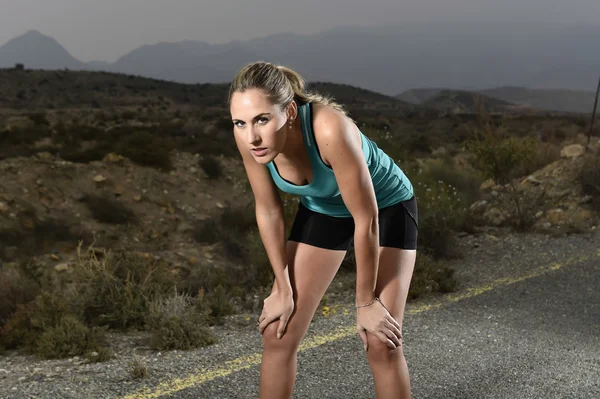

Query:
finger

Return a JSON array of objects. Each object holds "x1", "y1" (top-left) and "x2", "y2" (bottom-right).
[
  {"x1": 386, "y1": 315, "x2": 402, "y2": 331},
  {"x1": 382, "y1": 327, "x2": 402, "y2": 347},
  {"x1": 357, "y1": 327, "x2": 368, "y2": 351},
  {"x1": 376, "y1": 332, "x2": 396, "y2": 349},
  {"x1": 384, "y1": 320, "x2": 403, "y2": 343},
  {"x1": 258, "y1": 315, "x2": 276, "y2": 335},
  {"x1": 277, "y1": 314, "x2": 290, "y2": 339}
]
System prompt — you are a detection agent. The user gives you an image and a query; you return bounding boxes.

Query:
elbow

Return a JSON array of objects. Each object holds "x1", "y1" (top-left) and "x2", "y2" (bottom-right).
[{"x1": 354, "y1": 214, "x2": 378, "y2": 237}]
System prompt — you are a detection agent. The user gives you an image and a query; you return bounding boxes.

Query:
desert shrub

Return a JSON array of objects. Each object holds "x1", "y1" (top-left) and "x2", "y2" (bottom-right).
[
  {"x1": 129, "y1": 355, "x2": 149, "y2": 379},
  {"x1": 413, "y1": 175, "x2": 467, "y2": 259},
  {"x1": 465, "y1": 101, "x2": 541, "y2": 231},
  {"x1": 512, "y1": 141, "x2": 561, "y2": 178},
  {"x1": 580, "y1": 154, "x2": 600, "y2": 212},
  {"x1": 0, "y1": 267, "x2": 40, "y2": 328},
  {"x1": 147, "y1": 292, "x2": 217, "y2": 351},
  {"x1": 68, "y1": 246, "x2": 179, "y2": 330},
  {"x1": 424, "y1": 158, "x2": 484, "y2": 207},
  {"x1": 36, "y1": 314, "x2": 109, "y2": 359},
  {"x1": 199, "y1": 155, "x2": 222, "y2": 179},
  {"x1": 408, "y1": 253, "x2": 458, "y2": 300},
  {"x1": 116, "y1": 131, "x2": 174, "y2": 171},
  {"x1": 85, "y1": 195, "x2": 137, "y2": 225},
  {"x1": 0, "y1": 291, "x2": 76, "y2": 352}
]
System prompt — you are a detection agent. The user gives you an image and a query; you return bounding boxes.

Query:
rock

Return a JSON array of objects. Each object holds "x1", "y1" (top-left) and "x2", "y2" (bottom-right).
[
  {"x1": 0, "y1": 201, "x2": 8, "y2": 213},
  {"x1": 190, "y1": 167, "x2": 198, "y2": 173},
  {"x1": 72, "y1": 192, "x2": 86, "y2": 201},
  {"x1": 469, "y1": 200, "x2": 488, "y2": 215},
  {"x1": 480, "y1": 179, "x2": 496, "y2": 191},
  {"x1": 176, "y1": 222, "x2": 194, "y2": 234},
  {"x1": 535, "y1": 211, "x2": 543, "y2": 218},
  {"x1": 431, "y1": 146, "x2": 448, "y2": 158},
  {"x1": 483, "y1": 207, "x2": 506, "y2": 226},
  {"x1": 37, "y1": 152, "x2": 53, "y2": 161},
  {"x1": 54, "y1": 263, "x2": 70, "y2": 272},
  {"x1": 491, "y1": 190, "x2": 499, "y2": 197},
  {"x1": 93, "y1": 174, "x2": 106, "y2": 183},
  {"x1": 134, "y1": 195, "x2": 142, "y2": 202},
  {"x1": 50, "y1": 254, "x2": 60, "y2": 261},
  {"x1": 103, "y1": 153, "x2": 125, "y2": 164},
  {"x1": 216, "y1": 202, "x2": 225, "y2": 209},
  {"x1": 520, "y1": 175, "x2": 542, "y2": 186},
  {"x1": 560, "y1": 144, "x2": 585, "y2": 158},
  {"x1": 546, "y1": 208, "x2": 567, "y2": 225},
  {"x1": 542, "y1": 222, "x2": 552, "y2": 229}
]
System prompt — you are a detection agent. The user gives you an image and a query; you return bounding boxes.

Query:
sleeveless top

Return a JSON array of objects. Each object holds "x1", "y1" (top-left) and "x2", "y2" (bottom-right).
[{"x1": 265, "y1": 102, "x2": 413, "y2": 217}]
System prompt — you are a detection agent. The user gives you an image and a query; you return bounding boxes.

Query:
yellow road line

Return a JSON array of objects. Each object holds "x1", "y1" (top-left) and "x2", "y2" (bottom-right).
[{"x1": 119, "y1": 251, "x2": 598, "y2": 399}]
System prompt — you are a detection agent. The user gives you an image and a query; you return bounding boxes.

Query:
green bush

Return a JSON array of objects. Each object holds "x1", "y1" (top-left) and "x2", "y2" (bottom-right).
[
  {"x1": 116, "y1": 131, "x2": 174, "y2": 171},
  {"x1": 36, "y1": 314, "x2": 109, "y2": 359},
  {"x1": 580, "y1": 154, "x2": 600, "y2": 212},
  {"x1": 147, "y1": 293, "x2": 217, "y2": 351},
  {"x1": 408, "y1": 253, "x2": 459, "y2": 300},
  {"x1": 0, "y1": 267, "x2": 40, "y2": 328},
  {"x1": 68, "y1": 246, "x2": 179, "y2": 330}
]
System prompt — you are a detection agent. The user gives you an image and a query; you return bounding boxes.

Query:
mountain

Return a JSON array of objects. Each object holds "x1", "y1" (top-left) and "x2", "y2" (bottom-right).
[
  {"x1": 0, "y1": 23, "x2": 599, "y2": 105},
  {"x1": 0, "y1": 30, "x2": 86, "y2": 70}
]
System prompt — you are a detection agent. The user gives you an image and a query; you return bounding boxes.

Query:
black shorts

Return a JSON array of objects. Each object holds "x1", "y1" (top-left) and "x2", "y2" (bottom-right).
[{"x1": 288, "y1": 196, "x2": 418, "y2": 251}]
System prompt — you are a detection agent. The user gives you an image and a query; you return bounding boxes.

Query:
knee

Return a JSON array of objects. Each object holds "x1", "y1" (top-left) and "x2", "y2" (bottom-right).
[
  {"x1": 366, "y1": 331, "x2": 404, "y2": 361},
  {"x1": 262, "y1": 321, "x2": 301, "y2": 354}
]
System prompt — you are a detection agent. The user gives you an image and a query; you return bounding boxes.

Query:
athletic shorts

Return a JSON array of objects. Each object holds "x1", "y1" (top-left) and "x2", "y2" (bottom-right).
[{"x1": 288, "y1": 195, "x2": 418, "y2": 251}]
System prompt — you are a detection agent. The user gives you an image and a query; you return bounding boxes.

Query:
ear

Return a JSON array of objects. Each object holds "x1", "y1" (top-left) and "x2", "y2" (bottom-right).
[{"x1": 286, "y1": 101, "x2": 298, "y2": 120}]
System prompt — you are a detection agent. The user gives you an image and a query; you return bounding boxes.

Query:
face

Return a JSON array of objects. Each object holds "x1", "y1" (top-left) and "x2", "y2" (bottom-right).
[{"x1": 230, "y1": 88, "x2": 295, "y2": 164}]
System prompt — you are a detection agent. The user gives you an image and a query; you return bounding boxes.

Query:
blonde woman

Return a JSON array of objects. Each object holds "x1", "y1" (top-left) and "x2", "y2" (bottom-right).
[{"x1": 228, "y1": 61, "x2": 418, "y2": 399}]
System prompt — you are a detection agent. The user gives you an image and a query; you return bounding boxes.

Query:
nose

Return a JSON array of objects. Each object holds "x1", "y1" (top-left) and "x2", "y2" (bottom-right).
[{"x1": 247, "y1": 127, "x2": 260, "y2": 145}]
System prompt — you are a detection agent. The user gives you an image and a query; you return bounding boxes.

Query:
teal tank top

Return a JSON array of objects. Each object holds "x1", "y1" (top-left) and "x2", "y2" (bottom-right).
[{"x1": 266, "y1": 102, "x2": 413, "y2": 217}]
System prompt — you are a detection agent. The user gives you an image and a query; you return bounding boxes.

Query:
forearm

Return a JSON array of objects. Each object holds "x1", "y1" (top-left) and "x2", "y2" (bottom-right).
[
  {"x1": 353, "y1": 218, "x2": 379, "y2": 304},
  {"x1": 256, "y1": 209, "x2": 292, "y2": 295}
]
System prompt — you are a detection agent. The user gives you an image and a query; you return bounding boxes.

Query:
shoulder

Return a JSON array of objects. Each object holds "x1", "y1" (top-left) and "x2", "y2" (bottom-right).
[{"x1": 311, "y1": 103, "x2": 361, "y2": 165}]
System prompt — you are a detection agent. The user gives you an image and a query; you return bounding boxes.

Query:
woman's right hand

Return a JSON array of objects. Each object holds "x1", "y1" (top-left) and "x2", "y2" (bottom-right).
[{"x1": 258, "y1": 289, "x2": 295, "y2": 339}]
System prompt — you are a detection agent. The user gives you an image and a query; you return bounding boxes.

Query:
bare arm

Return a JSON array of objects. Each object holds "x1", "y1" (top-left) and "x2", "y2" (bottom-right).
[
  {"x1": 315, "y1": 111, "x2": 379, "y2": 305},
  {"x1": 233, "y1": 133, "x2": 292, "y2": 296}
]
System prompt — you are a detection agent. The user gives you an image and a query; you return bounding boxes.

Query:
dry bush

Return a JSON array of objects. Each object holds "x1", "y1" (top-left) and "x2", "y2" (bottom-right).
[
  {"x1": 580, "y1": 154, "x2": 600, "y2": 212},
  {"x1": 84, "y1": 195, "x2": 137, "y2": 225}
]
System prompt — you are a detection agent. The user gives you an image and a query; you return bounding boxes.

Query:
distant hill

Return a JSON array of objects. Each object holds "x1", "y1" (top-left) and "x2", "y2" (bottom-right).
[
  {"x1": 1, "y1": 23, "x2": 599, "y2": 97},
  {"x1": 420, "y1": 90, "x2": 517, "y2": 113},
  {"x1": 0, "y1": 30, "x2": 86, "y2": 70},
  {"x1": 397, "y1": 86, "x2": 597, "y2": 114},
  {"x1": 478, "y1": 86, "x2": 598, "y2": 114}
]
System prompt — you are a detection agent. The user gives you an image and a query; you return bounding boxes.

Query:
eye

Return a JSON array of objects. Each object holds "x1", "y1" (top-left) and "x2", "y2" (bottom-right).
[
  {"x1": 257, "y1": 117, "x2": 269, "y2": 125},
  {"x1": 234, "y1": 121, "x2": 245, "y2": 128}
]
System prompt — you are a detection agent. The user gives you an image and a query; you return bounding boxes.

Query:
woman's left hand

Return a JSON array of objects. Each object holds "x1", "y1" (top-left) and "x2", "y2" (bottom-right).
[{"x1": 356, "y1": 298, "x2": 402, "y2": 351}]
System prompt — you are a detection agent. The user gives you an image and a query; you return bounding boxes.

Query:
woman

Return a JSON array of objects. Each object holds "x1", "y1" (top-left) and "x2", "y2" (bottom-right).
[{"x1": 228, "y1": 61, "x2": 418, "y2": 399}]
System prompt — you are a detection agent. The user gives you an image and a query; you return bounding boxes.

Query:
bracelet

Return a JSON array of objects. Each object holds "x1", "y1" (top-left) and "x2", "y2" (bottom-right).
[{"x1": 355, "y1": 297, "x2": 380, "y2": 309}]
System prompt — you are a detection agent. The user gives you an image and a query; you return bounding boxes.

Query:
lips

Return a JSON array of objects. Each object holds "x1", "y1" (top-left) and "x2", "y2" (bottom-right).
[{"x1": 251, "y1": 147, "x2": 268, "y2": 157}]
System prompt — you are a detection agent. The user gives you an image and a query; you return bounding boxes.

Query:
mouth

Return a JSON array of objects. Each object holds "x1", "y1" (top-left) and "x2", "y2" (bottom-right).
[{"x1": 251, "y1": 147, "x2": 268, "y2": 157}]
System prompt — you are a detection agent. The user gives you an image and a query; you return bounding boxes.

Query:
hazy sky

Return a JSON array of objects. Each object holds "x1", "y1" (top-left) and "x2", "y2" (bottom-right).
[{"x1": 1, "y1": 0, "x2": 599, "y2": 62}]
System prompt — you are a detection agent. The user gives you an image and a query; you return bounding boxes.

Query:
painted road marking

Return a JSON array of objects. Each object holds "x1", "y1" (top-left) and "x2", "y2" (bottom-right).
[{"x1": 119, "y1": 251, "x2": 598, "y2": 399}]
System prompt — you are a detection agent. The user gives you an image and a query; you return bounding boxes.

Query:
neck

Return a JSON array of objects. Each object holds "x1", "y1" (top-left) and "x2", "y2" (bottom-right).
[{"x1": 278, "y1": 118, "x2": 303, "y2": 161}]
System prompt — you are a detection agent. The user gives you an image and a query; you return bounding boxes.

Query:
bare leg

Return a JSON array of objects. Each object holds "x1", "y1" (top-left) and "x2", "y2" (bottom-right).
[
  {"x1": 259, "y1": 241, "x2": 347, "y2": 399},
  {"x1": 366, "y1": 248, "x2": 416, "y2": 399}
]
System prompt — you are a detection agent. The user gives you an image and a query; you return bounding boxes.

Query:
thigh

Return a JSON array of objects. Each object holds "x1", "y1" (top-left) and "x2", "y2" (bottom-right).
[
  {"x1": 375, "y1": 248, "x2": 417, "y2": 329},
  {"x1": 263, "y1": 240, "x2": 347, "y2": 344}
]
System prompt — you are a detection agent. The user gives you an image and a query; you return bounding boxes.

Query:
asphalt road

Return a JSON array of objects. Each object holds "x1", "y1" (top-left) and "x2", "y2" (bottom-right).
[{"x1": 125, "y1": 250, "x2": 600, "y2": 399}]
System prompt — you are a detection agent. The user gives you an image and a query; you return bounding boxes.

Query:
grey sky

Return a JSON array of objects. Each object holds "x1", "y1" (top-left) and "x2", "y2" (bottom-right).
[{"x1": 1, "y1": 0, "x2": 599, "y2": 62}]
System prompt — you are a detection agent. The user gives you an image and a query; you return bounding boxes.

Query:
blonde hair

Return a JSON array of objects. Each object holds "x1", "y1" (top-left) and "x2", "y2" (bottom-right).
[{"x1": 228, "y1": 61, "x2": 348, "y2": 115}]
